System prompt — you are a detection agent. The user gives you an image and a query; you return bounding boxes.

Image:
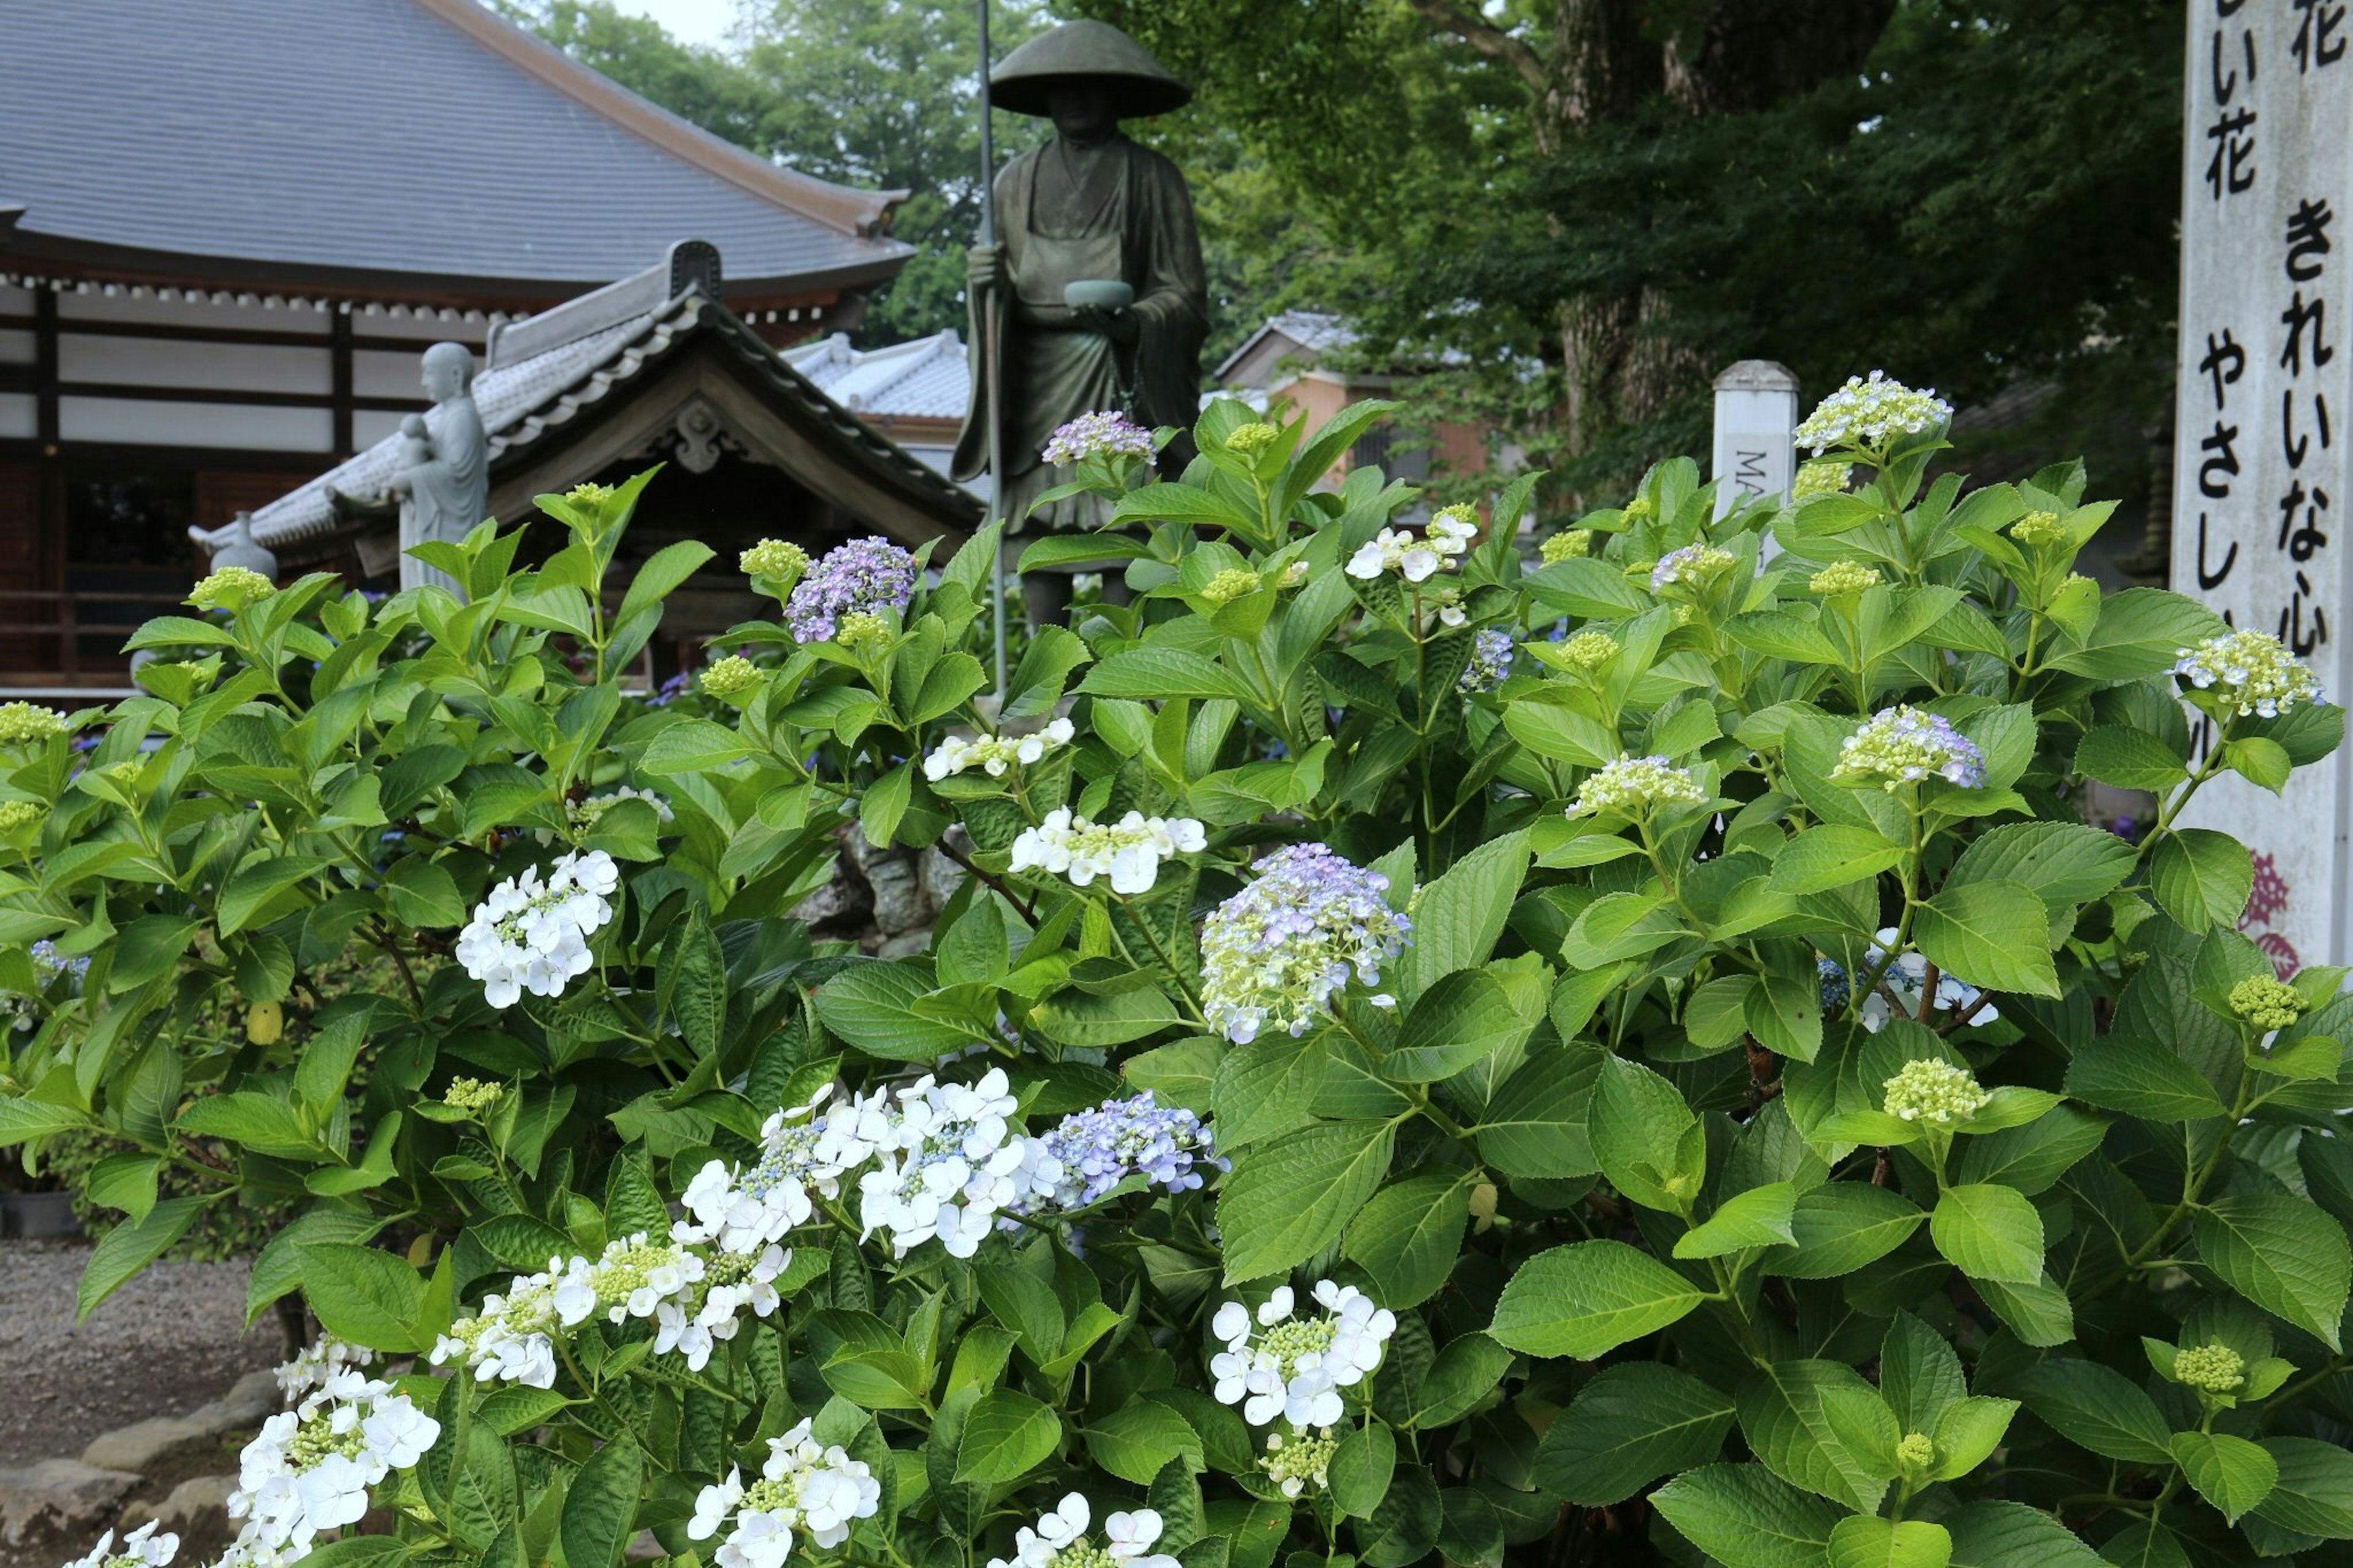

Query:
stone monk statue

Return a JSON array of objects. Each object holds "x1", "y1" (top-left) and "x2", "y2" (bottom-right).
[
  {"x1": 952, "y1": 19, "x2": 1209, "y2": 627},
  {"x1": 388, "y1": 341, "x2": 490, "y2": 599}
]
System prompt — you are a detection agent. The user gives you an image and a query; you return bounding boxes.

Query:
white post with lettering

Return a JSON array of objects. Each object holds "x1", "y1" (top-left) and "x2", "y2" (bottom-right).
[
  {"x1": 1712, "y1": 360, "x2": 1800, "y2": 524},
  {"x1": 2172, "y1": 2, "x2": 2351, "y2": 975}
]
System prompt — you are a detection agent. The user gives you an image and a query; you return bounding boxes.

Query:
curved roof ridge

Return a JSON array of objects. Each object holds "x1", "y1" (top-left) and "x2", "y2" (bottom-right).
[{"x1": 409, "y1": 0, "x2": 904, "y2": 239}]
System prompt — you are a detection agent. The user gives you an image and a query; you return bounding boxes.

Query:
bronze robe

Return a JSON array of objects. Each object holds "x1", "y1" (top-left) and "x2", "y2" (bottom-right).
[{"x1": 953, "y1": 134, "x2": 1208, "y2": 534}]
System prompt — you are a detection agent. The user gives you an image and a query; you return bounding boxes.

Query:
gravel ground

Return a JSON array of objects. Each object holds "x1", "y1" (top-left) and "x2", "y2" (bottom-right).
[{"x1": 0, "y1": 1239, "x2": 285, "y2": 1468}]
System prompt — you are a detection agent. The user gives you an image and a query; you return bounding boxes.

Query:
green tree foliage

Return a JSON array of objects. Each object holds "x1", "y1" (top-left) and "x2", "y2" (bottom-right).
[
  {"x1": 506, "y1": 0, "x2": 1047, "y2": 344},
  {"x1": 1072, "y1": 0, "x2": 2181, "y2": 499}
]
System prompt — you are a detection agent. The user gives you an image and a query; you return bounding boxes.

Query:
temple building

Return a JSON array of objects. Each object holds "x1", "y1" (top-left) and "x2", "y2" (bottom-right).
[
  {"x1": 784, "y1": 330, "x2": 980, "y2": 500},
  {"x1": 0, "y1": 0, "x2": 963, "y2": 689}
]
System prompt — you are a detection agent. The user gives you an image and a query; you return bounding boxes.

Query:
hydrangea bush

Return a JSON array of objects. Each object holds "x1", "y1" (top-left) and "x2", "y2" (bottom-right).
[{"x1": 6, "y1": 388, "x2": 2353, "y2": 1568}]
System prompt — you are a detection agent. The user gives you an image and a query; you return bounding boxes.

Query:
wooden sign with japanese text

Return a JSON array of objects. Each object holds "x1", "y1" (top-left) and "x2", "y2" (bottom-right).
[{"x1": 2173, "y1": 0, "x2": 2352, "y2": 973}]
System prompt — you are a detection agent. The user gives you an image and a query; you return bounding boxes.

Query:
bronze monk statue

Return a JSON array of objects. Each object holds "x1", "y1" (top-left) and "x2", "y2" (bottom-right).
[{"x1": 952, "y1": 19, "x2": 1209, "y2": 628}]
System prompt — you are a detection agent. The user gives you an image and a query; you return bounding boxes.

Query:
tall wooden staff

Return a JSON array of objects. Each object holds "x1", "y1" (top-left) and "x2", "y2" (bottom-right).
[{"x1": 976, "y1": 0, "x2": 1009, "y2": 699}]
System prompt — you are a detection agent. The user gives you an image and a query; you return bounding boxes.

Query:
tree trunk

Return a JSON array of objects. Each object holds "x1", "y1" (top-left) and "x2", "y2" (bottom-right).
[{"x1": 1537, "y1": 0, "x2": 1896, "y2": 484}]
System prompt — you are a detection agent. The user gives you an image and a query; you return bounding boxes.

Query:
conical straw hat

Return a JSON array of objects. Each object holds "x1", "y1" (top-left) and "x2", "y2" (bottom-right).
[{"x1": 990, "y1": 20, "x2": 1191, "y2": 119}]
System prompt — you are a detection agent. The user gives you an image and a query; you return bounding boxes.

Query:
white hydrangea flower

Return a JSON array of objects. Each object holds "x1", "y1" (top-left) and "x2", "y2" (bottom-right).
[
  {"x1": 857, "y1": 1069, "x2": 1028, "y2": 1259},
  {"x1": 1210, "y1": 1280, "x2": 1396, "y2": 1429},
  {"x1": 228, "y1": 1373, "x2": 440, "y2": 1552},
  {"x1": 432, "y1": 1266, "x2": 570, "y2": 1388},
  {"x1": 923, "y1": 718, "x2": 1076, "y2": 781},
  {"x1": 60, "y1": 1520, "x2": 178, "y2": 1568},
  {"x1": 1344, "y1": 510, "x2": 1475, "y2": 584},
  {"x1": 686, "y1": 1419, "x2": 882, "y2": 1568},
  {"x1": 1009, "y1": 808, "x2": 1207, "y2": 895},
  {"x1": 662, "y1": 1242, "x2": 790, "y2": 1371},
  {"x1": 272, "y1": 1338, "x2": 375, "y2": 1403},
  {"x1": 455, "y1": 848, "x2": 620, "y2": 1007},
  {"x1": 988, "y1": 1495, "x2": 1180, "y2": 1568},
  {"x1": 676, "y1": 1083, "x2": 898, "y2": 1257}
]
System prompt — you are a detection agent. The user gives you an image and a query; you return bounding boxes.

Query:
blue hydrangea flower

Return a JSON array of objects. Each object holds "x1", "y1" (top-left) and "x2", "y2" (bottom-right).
[
  {"x1": 786, "y1": 537, "x2": 917, "y2": 643},
  {"x1": 1458, "y1": 627, "x2": 1516, "y2": 693}
]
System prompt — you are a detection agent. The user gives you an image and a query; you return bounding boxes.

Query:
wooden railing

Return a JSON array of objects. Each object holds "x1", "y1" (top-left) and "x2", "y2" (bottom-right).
[{"x1": 0, "y1": 587, "x2": 195, "y2": 689}]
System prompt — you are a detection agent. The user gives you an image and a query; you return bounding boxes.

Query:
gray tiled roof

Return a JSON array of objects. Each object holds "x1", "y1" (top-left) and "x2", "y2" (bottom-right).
[
  {"x1": 197, "y1": 256, "x2": 976, "y2": 553},
  {"x1": 785, "y1": 331, "x2": 972, "y2": 420},
  {"x1": 0, "y1": 0, "x2": 911, "y2": 293}
]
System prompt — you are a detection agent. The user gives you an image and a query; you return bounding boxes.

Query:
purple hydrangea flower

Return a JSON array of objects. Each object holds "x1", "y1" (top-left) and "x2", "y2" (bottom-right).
[
  {"x1": 1042, "y1": 410, "x2": 1156, "y2": 468},
  {"x1": 786, "y1": 536, "x2": 918, "y2": 643},
  {"x1": 1008, "y1": 1091, "x2": 1225, "y2": 1221},
  {"x1": 1201, "y1": 844, "x2": 1414, "y2": 1043}
]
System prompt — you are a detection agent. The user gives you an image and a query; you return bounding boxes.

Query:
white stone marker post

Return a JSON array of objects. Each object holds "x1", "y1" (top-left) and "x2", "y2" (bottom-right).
[
  {"x1": 1711, "y1": 360, "x2": 1800, "y2": 521},
  {"x1": 2172, "y1": 2, "x2": 2351, "y2": 977}
]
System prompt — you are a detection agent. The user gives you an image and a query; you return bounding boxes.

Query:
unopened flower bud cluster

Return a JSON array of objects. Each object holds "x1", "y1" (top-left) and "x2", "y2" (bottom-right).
[
  {"x1": 1793, "y1": 460, "x2": 1854, "y2": 499},
  {"x1": 1225, "y1": 422, "x2": 1281, "y2": 456},
  {"x1": 1882, "y1": 1058, "x2": 1989, "y2": 1124},
  {"x1": 1539, "y1": 529, "x2": 1591, "y2": 564},
  {"x1": 189, "y1": 566, "x2": 276, "y2": 613},
  {"x1": 1560, "y1": 631, "x2": 1618, "y2": 671},
  {"x1": 739, "y1": 537, "x2": 810, "y2": 581},
  {"x1": 0, "y1": 702, "x2": 67, "y2": 749},
  {"x1": 2230, "y1": 974, "x2": 2304, "y2": 1031},
  {"x1": 1201, "y1": 567, "x2": 1262, "y2": 604},
  {"x1": 2173, "y1": 1342, "x2": 2246, "y2": 1395},
  {"x1": 2007, "y1": 510, "x2": 2066, "y2": 548},
  {"x1": 700, "y1": 655, "x2": 765, "y2": 699},
  {"x1": 1809, "y1": 561, "x2": 1881, "y2": 596}
]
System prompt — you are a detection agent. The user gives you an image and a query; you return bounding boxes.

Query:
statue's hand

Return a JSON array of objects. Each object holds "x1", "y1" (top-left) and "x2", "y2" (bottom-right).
[
  {"x1": 967, "y1": 243, "x2": 1008, "y2": 292},
  {"x1": 1074, "y1": 305, "x2": 1140, "y2": 346}
]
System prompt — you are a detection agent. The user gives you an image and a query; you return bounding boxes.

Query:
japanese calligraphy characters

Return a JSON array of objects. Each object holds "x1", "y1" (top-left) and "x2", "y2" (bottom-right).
[{"x1": 2173, "y1": 1, "x2": 2349, "y2": 972}]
